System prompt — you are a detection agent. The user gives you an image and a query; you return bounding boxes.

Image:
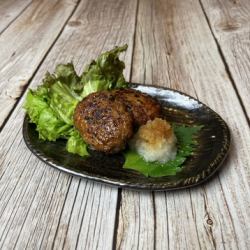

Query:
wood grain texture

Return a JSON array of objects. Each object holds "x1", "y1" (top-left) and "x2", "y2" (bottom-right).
[
  {"x1": 0, "y1": 0, "x2": 78, "y2": 128},
  {"x1": 200, "y1": 0, "x2": 250, "y2": 34},
  {"x1": 200, "y1": 0, "x2": 250, "y2": 119},
  {"x1": 0, "y1": 0, "x2": 138, "y2": 248},
  {"x1": 0, "y1": 0, "x2": 32, "y2": 34},
  {"x1": 116, "y1": 191, "x2": 155, "y2": 250},
  {"x1": 116, "y1": 0, "x2": 250, "y2": 249}
]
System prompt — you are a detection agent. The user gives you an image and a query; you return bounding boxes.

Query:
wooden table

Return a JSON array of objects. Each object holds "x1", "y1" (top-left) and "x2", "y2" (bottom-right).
[{"x1": 0, "y1": 0, "x2": 249, "y2": 249}]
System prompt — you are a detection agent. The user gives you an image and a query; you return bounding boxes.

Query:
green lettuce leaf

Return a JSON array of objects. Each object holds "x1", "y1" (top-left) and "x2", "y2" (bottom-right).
[
  {"x1": 47, "y1": 63, "x2": 82, "y2": 124},
  {"x1": 36, "y1": 109, "x2": 72, "y2": 141},
  {"x1": 81, "y1": 44, "x2": 128, "y2": 97},
  {"x1": 24, "y1": 89, "x2": 48, "y2": 124},
  {"x1": 66, "y1": 129, "x2": 89, "y2": 156},
  {"x1": 24, "y1": 63, "x2": 81, "y2": 141},
  {"x1": 24, "y1": 89, "x2": 72, "y2": 141},
  {"x1": 124, "y1": 125, "x2": 203, "y2": 177},
  {"x1": 53, "y1": 63, "x2": 82, "y2": 92},
  {"x1": 49, "y1": 81, "x2": 81, "y2": 125}
]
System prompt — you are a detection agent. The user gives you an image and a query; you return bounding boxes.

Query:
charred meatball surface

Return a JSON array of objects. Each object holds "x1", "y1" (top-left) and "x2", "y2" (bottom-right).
[
  {"x1": 114, "y1": 88, "x2": 161, "y2": 126},
  {"x1": 74, "y1": 91, "x2": 133, "y2": 154}
]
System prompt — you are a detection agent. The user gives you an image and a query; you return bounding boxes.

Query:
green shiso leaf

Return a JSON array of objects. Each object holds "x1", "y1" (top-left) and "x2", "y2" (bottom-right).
[{"x1": 123, "y1": 125, "x2": 203, "y2": 177}]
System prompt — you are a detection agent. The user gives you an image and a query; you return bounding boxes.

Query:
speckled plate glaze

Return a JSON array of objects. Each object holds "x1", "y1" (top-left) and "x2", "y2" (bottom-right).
[{"x1": 23, "y1": 84, "x2": 230, "y2": 191}]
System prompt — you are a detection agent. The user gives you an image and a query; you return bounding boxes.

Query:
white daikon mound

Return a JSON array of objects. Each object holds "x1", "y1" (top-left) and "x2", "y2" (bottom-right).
[{"x1": 130, "y1": 118, "x2": 177, "y2": 163}]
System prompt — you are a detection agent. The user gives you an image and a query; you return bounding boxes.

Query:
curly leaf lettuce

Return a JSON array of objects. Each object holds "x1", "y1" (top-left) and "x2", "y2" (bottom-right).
[
  {"x1": 124, "y1": 125, "x2": 203, "y2": 177},
  {"x1": 54, "y1": 63, "x2": 80, "y2": 89},
  {"x1": 49, "y1": 81, "x2": 81, "y2": 125},
  {"x1": 66, "y1": 130, "x2": 89, "y2": 157},
  {"x1": 81, "y1": 44, "x2": 128, "y2": 97},
  {"x1": 24, "y1": 63, "x2": 81, "y2": 141},
  {"x1": 24, "y1": 87, "x2": 72, "y2": 141},
  {"x1": 36, "y1": 109, "x2": 72, "y2": 141}
]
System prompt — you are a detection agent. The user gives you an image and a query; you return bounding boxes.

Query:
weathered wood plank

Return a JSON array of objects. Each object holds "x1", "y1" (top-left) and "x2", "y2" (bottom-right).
[
  {"x1": 200, "y1": 0, "x2": 250, "y2": 119},
  {"x1": 0, "y1": 0, "x2": 78, "y2": 128},
  {"x1": 116, "y1": 191, "x2": 155, "y2": 250},
  {"x1": 200, "y1": 0, "x2": 250, "y2": 34},
  {"x1": 0, "y1": 0, "x2": 32, "y2": 34},
  {"x1": 116, "y1": 0, "x2": 250, "y2": 249},
  {"x1": 0, "y1": 0, "x2": 138, "y2": 248}
]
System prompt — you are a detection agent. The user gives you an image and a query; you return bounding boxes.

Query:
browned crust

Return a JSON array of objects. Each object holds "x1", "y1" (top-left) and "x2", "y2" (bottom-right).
[
  {"x1": 113, "y1": 88, "x2": 162, "y2": 126},
  {"x1": 74, "y1": 91, "x2": 133, "y2": 154}
]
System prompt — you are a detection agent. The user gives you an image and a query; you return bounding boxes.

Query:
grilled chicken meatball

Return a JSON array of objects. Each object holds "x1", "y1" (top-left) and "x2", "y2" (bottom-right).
[
  {"x1": 113, "y1": 88, "x2": 161, "y2": 126},
  {"x1": 74, "y1": 91, "x2": 133, "y2": 154}
]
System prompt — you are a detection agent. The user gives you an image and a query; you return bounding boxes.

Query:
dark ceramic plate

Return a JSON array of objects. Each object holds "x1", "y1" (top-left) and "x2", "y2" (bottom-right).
[{"x1": 23, "y1": 84, "x2": 230, "y2": 191}]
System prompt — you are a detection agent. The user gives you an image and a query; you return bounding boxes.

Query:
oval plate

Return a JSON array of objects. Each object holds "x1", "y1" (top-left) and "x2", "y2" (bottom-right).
[{"x1": 23, "y1": 84, "x2": 230, "y2": 191}]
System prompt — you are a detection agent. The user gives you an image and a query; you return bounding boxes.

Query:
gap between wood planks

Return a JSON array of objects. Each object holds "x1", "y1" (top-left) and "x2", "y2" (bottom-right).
[
  {"x1": 0, "y1": 1, "x2": 32, "y2": 36},
  {"x1": 112, "y1": 188, "x2": 122, "y2": 250},
  {"x1": 198, "y1": 0, "x2": 250, "y2": 127},
  {"x1": 0, "y1": 0, "x2": 82, "y2": 133}
]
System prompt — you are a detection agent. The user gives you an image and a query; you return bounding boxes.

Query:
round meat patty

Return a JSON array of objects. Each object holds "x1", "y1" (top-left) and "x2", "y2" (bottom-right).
[
  {"x1": 74, "y1": 91, "x2": 133, "y2": 154},
  {"x1": 113, "y1": 88, "x2": 162, "y2": 126}
]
